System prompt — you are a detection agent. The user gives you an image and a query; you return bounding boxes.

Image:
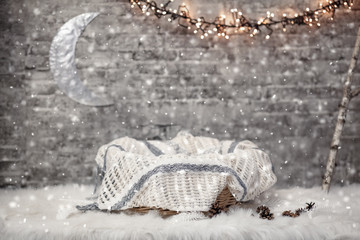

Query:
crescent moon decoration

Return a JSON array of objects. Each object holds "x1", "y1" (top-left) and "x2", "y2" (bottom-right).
[{"x1": 50, "y1": 12, "x2": 114, "y2": 107}]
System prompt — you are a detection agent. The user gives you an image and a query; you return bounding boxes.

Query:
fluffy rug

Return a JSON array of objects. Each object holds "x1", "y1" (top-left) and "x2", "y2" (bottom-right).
[{"x1": 0, "y1": 184, "x2": 359, "y2": 240}]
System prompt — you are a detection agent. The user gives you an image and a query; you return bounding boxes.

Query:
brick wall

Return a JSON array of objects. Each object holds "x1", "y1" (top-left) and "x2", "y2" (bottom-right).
[{"x1": 0, "y1": 0, "x2": 359, "y2": 188}]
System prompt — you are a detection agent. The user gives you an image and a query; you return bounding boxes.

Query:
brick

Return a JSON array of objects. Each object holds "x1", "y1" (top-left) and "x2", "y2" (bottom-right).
[
  {"x1": 0, "y1": 73, "x2": 25, "y2": 88},
  {"x1": 320, "y1": 47, "x2": 354, "y2": 61},
  {"x1": 79, "y1": 2, "x2": 129, "y2": 16},
  {"x1": 0, "y1": 175, "x2": 26, "y2": 188},
  {"x1": 178, "y1": 49, "x2": 229, "y2": 62},
  {"x1": 296, "y1": 99, "x2": 339, "y2": 113},
  {"x1": 0, "y1": 146, "x2": 22, "y2": 161},
  {"x1": 134, "y1": 63, "x2": 167, "y2": 75},
  {"x1": 165, "y1": 35, "x2": 212, "y2": 49},
  {"x1": 132, "y1": 50, "x2": 177, "y2": 61},
  {"x1": 166, "y1": 63, "x2": 218, "y2": 76},
  {"x1": 251, "y1": 100, "x2": 297, "y2": 113},
  {"x1": 29, "y1": 41, "x2": 51, "y2": 55},
  {"x1": 349, "y1": 98, "x2": 360, "y2": 110},
  {"x1": 25, "y1": 55, "x2": 48, "y2": 69},
  {"x1": 264, "y1": 86, "x2": 342, "y2": 100},
  {"x1": 26, "y1": 71, "x2": 52, "y2": 81},
  {"x1": 343, "y1": 124, "x2": 360, "y2": 137},
  {"x1": 28, "y1": 80, "x2": 57, "y2": 95},
  {"x1": 0, "y1": 89, "x2": 26, "y2": 110}
]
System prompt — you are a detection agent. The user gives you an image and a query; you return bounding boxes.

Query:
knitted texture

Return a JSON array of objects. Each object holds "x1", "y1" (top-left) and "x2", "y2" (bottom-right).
[{"x1": 93, "y1": 132, "x2": 277, "y2": 212}]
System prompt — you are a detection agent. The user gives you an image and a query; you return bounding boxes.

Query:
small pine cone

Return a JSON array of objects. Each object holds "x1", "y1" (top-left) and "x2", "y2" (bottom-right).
[
  {"x1": 267, "y1": 213, "x2": 274, "y2": 220},
  {"x1": 208, "y1": 202, "x2": 222, "y2": 217},
  {"x1": 257, "y1": 205, "x2": 274, "y2": 220},
  {"x1": 295, "y1": 208, "x2": 304, "y2": 216},
  {"x1": 282, "y1": 210, "x2": 292, "y2": 217}
]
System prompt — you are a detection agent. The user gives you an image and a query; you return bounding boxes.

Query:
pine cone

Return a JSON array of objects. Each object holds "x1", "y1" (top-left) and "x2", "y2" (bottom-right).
[{"x1": 256, "y1": 205, "x2": 274, "y2": 220}]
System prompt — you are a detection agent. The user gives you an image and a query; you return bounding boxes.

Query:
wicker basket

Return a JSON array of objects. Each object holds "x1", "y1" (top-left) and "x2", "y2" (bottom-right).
[
  {"x1": 91, "y1": 133, "x2": 277, "y2": 216},
  {"x1": 111, "y1": 187, "x2": 240, "y2": 218}
]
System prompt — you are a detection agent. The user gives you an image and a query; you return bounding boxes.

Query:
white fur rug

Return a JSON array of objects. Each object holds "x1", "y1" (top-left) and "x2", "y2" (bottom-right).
[{"x1": 0, "y1": 184, "x2": 359, "y2": 240}]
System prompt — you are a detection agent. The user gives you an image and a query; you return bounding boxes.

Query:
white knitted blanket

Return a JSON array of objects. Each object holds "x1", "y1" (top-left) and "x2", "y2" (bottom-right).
[{"x1": 84, "y1": 132, "x2": 276, "y2": 212}]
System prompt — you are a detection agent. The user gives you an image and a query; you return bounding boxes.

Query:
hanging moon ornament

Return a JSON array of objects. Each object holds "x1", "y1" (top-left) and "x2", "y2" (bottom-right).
[{"x1": 49, "y1": 12, "x2": 114, "y2": 106}]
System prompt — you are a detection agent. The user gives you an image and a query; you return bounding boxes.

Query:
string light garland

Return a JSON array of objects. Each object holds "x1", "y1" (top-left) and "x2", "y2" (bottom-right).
[{"x1": 129, "y1": 0, "x2": 354, "y2": 39}]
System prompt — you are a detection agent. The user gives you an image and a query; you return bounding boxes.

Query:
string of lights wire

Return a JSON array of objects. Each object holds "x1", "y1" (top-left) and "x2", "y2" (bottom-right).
[{"x1": 129, "y1": 0, "x2": 354, "y2": 39}]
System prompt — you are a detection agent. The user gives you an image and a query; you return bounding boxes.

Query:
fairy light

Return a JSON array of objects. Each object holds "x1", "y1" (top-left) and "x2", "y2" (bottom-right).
[{"x1": 129, "y1": 0, "x2": 354, "y2": 40}]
